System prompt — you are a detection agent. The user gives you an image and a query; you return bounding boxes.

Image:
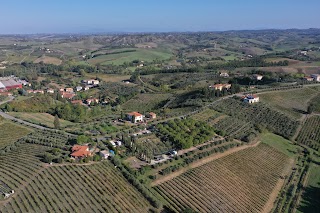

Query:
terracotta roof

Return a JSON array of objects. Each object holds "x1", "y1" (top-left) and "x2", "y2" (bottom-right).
[
  {"x1": 127, "y1": 111, "x2": 143, "y2": 117},
  {"x1": 149, "y1": 112, "x2": 156, "y2": 116},
  {"x1": 71, "y1": 145, "x2": 90, "y2": 157},
  {"x1": 71, "y1": 100, "x2": 83, "y2": 105},
  {"x1": 61, "y1": 92, "x2": 75, "y2": 99}
]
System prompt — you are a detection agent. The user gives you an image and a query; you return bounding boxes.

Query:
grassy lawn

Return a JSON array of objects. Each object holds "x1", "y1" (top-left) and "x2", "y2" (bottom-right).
[
  {"x1": 260, "y1": 133, "x2": 300, "y2": 158},
  {"x1": 260, "y1": 87, "x2": 319, "y2": 119},
  {"x1": 8, "y1": 112, "x2": 74, "y2": 128},
  {"x1": 0, "y1": 122, "x2": 32, "y2": 149},
  {"x1": 297, "y1": 163, "x2": 320, "y2": 213}
]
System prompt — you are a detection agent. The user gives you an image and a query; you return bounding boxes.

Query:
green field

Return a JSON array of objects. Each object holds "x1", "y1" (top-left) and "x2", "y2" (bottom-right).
[
  {"x1": 8, "y1": 112, "x2": 74, "y2": 129},
  {"x1": 122, "y1": 93, "x2": 172, "y2": 112},
  {"x1": 0, "y1": 122, "x2": 31, "y2": 150},
  {"x1": 88, "y1": 48, "x2": 173, "y2": 66},
  {"x1": 297, "y1": 163, "x2": 320, "y2": 213},
  {"x1": 260, "y1": 133, "x2": 299, "y2": 158},
  {"x1": 260, "y1": 87, "x2": 320, "y2": 119}
]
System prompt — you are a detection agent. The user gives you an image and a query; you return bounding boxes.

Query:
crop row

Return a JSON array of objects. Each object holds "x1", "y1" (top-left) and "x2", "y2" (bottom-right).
[
  {"x1": 0, "y1": 162, "x2": 152, "y2": 212},
  {"x1": 296, "y1": 115, "x2": 320, "y2": 150},
  {"x1": 154, "y1": 143, "x2": 290, "y2": 212},
  {"x1": 0, "y1": 144, "x2": 49, "y2": 200},
  {"x1": 24, "y1": 130, "x2": 75, "y2": 149},
  {"x1": 213, "y1": 98, "x2": 299, "y2": 139}
]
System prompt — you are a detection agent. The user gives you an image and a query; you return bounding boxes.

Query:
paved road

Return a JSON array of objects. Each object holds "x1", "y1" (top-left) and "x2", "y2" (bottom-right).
[
  {"x1": 0, "y1": 96, "x2": 75, "y2": 136},
  {"x1": 0, "y1": 111, "x2": 48, "y2": 130},
  {"x1": 0, "y1": 96, "x2": 14, "y2": 105}
]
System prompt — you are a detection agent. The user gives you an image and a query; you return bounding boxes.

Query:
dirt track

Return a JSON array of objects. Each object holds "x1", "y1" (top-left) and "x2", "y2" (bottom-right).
[{"x1": 151, "y1": 141, "x2": 260, "y2": 187}]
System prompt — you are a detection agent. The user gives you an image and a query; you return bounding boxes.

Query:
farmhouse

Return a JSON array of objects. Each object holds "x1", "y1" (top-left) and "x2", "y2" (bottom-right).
[
  {"x1": 71, "y1": 145, "x2": 91, "y2": 158},
  {"x1": 303, "y1": 77, "x2": 314, "y2": 81},
  {"x1": 253, "y1": 74, "x2": 263, "y2": 81},
  {"x1": 126, "y1": 111, "x2": 143, "y2": 123},
  {"x1": 46, "y1": 88, "x2": 55, "y2": 93},
  {"x1": 86, "y1": 98, "x2": 99, "y2": 105},
  {"x1": 311, "y1": 74, "x2": 320, "y2": 82},
  {"x1": 83, "y1": 79, "x2": 100, "y2": 85},
  {"x1": 219, "y1": 72, "x2": 229, "y2": 77},
  {"x1": 243, "y1": 95, "x2": 259, "y2": 103},
  {"x1": 210, "y1": 83, "x2": 232, "y2": 91},
  {"x1": 61, "y1": 92, "x2": 76, "y2": 99},
  {"x1": 148, "y1": 112, "x2": 157, "y2": 119},
  {"x1": 65, "y1": 87, "x2": 74, "y2": 93}
]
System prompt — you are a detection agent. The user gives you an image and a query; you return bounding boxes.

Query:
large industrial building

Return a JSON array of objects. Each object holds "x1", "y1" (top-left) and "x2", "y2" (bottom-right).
[{"x1": 0, "y1": 78, "x2": 22, "y2": 91}]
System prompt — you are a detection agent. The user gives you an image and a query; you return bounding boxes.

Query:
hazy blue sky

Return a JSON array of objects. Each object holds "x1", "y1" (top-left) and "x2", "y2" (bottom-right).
[{"x1": 1, "y1": 0, "x2": 320, "y2": 34}]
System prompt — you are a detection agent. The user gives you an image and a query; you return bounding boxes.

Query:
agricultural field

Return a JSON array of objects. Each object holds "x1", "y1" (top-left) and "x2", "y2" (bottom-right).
[
  {"x1": 85, "y1": 73, "x2": 131, "y2": 83},
  {"x1": 156, "y1": 118, "x2": 215, "y2": 149},
  {"x1": 309, "y1": 93, "x2": 320, "y2": 113},
  {"x1": 0, "y1": 162, "x2": 152, "y2": 213},
  {"x1": 213, "y1": 98, "x2": 299, "y2": 139},
  {"x1": 33, "y1": 55, "x2": 62, "y2": 65},
  {"x1": 24, "y1": 129, "x2": 75, "y2": 149},
  {"x1": 259, "y1": 87, "x2": 320, "y2": 119},
  {"x1": 8, "y1": 112, "x2": 74, "y2": 129},
  {"x1": 136, "y1": 134, "x2": 173, "y2": 156},
  {"x1": 0, "y1": 144, "x2": 50, "y2": 200},
  {"x1": 213, "y1": 116, "x2": 256, "y2": 141},
  {"x1": 190, "y1": 108, "x2": 221, "y2": 122},
  {"x1": 87, "y1": 48, "x2": 173, "y2": 66},
  {"x1": 297, "y1": 163, "x2": 320, "y2": 213},
  {"x1": 260, "y1": 133, "x2": 299, "y2": 158},
  {"x1": 296, "y1": 115, "x2": 320, "y2": 150},
  {"x1": 154, "y1": 143, "x2": 291, "y2": 213},
  {"x1": 0, "y1": 122, "x2": 31, "y2": 150},
  {"x1": 122, "y1": 93, "x2": 172, "y2": 112}
]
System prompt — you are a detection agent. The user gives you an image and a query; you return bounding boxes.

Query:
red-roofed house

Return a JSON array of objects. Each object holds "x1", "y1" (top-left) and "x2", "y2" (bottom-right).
[
  {"x1": 71, "y1": 145, "x2": 91, "y2": 158},
  {"x1": 61, "y1": 92, "x2": 76, "y2": 99},
  {"x1": 126, "y1": 111, "x2": 143, "y2": 123}
]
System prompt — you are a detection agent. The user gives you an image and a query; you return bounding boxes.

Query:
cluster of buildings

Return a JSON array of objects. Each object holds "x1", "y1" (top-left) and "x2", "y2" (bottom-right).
[
  {"x1": 304, "y1": 74, "x2": 320, "y2": 82},
  {"x1": 70, "y1": 144, "x2": 114, "y2": 160}
]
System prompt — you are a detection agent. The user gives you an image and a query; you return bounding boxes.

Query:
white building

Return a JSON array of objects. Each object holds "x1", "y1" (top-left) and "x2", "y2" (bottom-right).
[
  {"x1": 76, "y1": 86, "x2": 83, "y2": 92},
  {"x1": 219, "y1": 72, "x2": 229, "y2": 77},
  {"x1": 47, "y1": 88, "x2": 55, "y2": 94},
  {"x1": 126, "y1": 112, "x2": 144, "y2": 123},
  {"x1": 243, "y1": 95, "x2": 259, "y2": 103},
  {"x1": 253, "y1": 74, "x2": 263, "y2": 81},
  {"x1": 99, "y1": 150, "x2": 110, "y2": 159}
]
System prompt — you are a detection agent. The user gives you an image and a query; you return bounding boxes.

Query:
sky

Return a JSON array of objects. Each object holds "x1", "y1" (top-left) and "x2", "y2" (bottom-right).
[{"x1": 1, "y1": 0, "x2": 320, "y2": 34}]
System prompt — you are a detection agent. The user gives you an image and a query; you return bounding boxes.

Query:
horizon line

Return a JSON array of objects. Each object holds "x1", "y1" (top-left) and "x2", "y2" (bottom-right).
[{"x1": 0, "y1": 27, "x2": 319, "y2": 36}]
